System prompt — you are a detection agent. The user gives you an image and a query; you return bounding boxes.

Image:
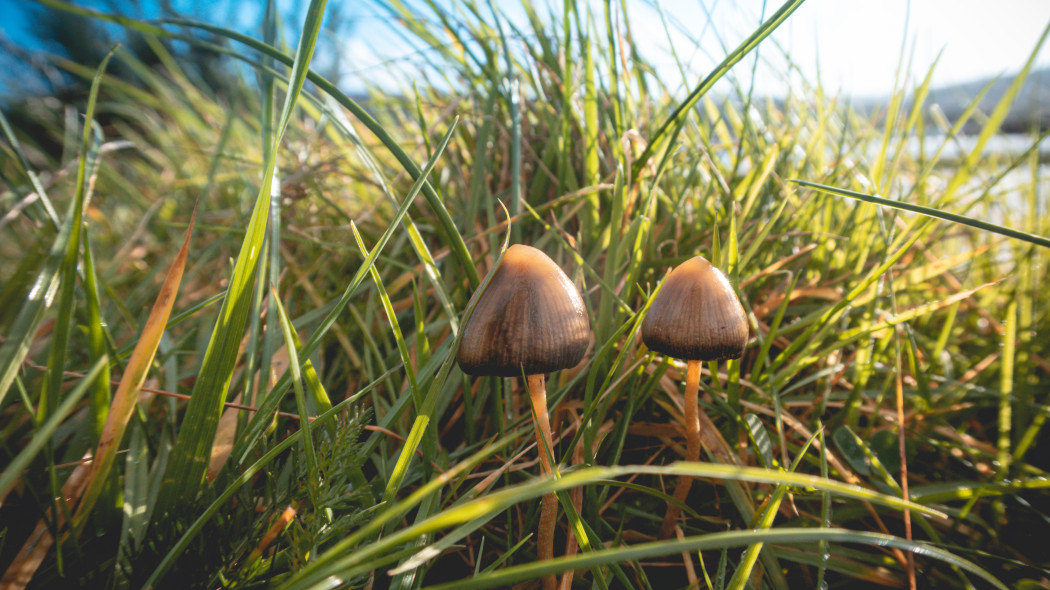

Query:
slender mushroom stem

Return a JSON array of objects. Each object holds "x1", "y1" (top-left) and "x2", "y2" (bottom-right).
[
  {"x1": 659, "y1": 359, "x2": 702, "y2": 539},
  {"x1": 527, "y1": 373, "x2": 558, "y2": 590}
]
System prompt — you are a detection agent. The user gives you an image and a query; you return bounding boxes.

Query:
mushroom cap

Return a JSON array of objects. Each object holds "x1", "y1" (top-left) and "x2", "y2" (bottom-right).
[
  {"x1": 457, "y1": 244, "x2": 591, "y2": 377},
  {"x1": 641, "y1": 255, "x2": 748, "y2": 361}
]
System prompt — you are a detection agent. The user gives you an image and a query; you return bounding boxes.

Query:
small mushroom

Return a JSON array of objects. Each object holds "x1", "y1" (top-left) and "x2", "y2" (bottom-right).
[
  {"x1": 457, "y1": 244, "x2": 590, "y2": 377},
  {"x1": 457, "y1": 244, "x2": 590, "y2": 587},
  {"x1": 641, "y1": 255, "x2": 748, "y2": 538}
]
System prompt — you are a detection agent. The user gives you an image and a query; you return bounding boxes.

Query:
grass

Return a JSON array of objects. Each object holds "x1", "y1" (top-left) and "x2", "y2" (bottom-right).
[{"x1": 1, "y1": 0, "x2": 1049, "y2": 588}]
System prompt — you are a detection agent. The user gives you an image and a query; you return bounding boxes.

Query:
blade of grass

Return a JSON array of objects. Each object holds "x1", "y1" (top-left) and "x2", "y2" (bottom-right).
[
  {"x1": 728, "y1": 430, "x2": 823, "y2": 590},
  {"x1": 421, "y1": 528, "x2": 1006, "y2": 590},
  {"x1": 381, "y1": 197, "x2": 508, "y2": 506},
  {"x1": 151, "y1": 0, "x2": 328, "y2": 521},
  {"x1": 349, "y1": 223, "x2": 429, "y2": 466},
  {"x1": 323, "y1": 97, "x2": 460, "y2": 335},
  {"x1": 229, "y1": 117, "x2": 459, "y2": 468},
  {"x1": 817, "y1": 423, "x2": 831, "y2": 589},
  {"x1": 791, "y1": 180, "x2": 1050, "y2": 249},
  {"x1": 72, "y1": 199, "x2": 200, "y2": 532},
  {"x1": 285, "y1": 323, "x2": 334, "y2": 435},
  {"x1": 13, "y1": 49, "x2": 114, "y2": 578},
  {"x1": 114, "y1": 423, "x2": 150, "y2": 585},
  {"x1": 270, "y1": 287, "x2": 322, "y2": 508},
  {"x1": 631, "y1": 0, "x2": 806, "y2": 177},
  {"x1": 0, "y1": 357, "x2": 107, "y2": 500},
  {"x1": 997, "y1": 301, "x2": 1017, "y2": 482},
  {"x1": 0, "y1": 46, "x2": 114, "y2": 407},
  {"x1": 81, "y1": 230, "x2": 110, "y2": 445},
  {"x1": 282, "y1": 461, "x2": 951, "y2": 590},
  {"x1": 38, "y1": 100, "x2": 105, "y2": 579},
  {"x1": 252, "y1": 0, "x2": 283, "y2": 452}
]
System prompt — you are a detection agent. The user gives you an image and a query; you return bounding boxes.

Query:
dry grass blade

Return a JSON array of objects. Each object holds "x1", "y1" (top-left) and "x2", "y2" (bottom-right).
[
  {"x1": 72, "y1": 199, "x2": 199, "y2": 530},
  {"x1": 207, "y1": 342, "x2": 289, "y2": 480}
]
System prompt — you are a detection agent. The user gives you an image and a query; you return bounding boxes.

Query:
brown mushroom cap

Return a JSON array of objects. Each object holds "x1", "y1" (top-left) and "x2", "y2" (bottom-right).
[
  {"x1": 457, "y1": 244, "x2": 590, "y2": 377},
  {"x1": 641, "y1": 255, "x2": 748, "y2": 361}
]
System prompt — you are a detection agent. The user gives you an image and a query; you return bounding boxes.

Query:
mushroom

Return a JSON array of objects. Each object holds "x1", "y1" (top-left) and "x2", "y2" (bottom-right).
[
  {"x1": 641, "y1": 255, "x2": 748, "y2": 539},
  {"x1": 457, "y1": 244, "x2": 590, "y2": 585}
]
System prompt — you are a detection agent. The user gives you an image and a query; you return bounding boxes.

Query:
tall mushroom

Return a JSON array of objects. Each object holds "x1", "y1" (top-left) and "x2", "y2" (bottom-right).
[
  {"x1": 641, "y1": 255, "x2": 748, "y2": 539},
  {"x1": 457, "y1": 244, "x2": 590, "y2": 587}
]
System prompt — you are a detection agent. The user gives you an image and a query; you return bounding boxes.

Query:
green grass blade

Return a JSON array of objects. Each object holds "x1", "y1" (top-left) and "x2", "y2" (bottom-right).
[
  {"x1": 270, "y1": 287, "x2": 322, "y2": 508},
  {"x1": 632, "y1": 0, "x2": 806, "y2": 177},
  {"x1": 285, "y1": 322, "x2": 334, "y2": 435},
  {"x1": 115, "y1": 423, "x2": 151, "y2": 583},
  {"x1": 228, "y1": 117, "x2": 459, "y2": 467},
  {"x1": 151, "y1": 0, "x2": 328, "y2": 521},
  {"x1": 38, "y1": 53, "x2": 110, "y2": 511},
  {"x1": 0, "y1": 357, "x2": 107, "y2": 500},
  {"x1": 0, "y1": 47, "x2": 114, "y2": 406},
  {"x1": 381, "y1": 198, "x2": 508, "y2": 506},
  {"x1": 792, "y1": 179, "x2": 1050, "y2": 249},
  {"x1": 243, "y1": 0, "x2": 282, "y2": 443},
  {"x1": 350, "y1": 225, "x2": 421, "y2": 408},
  {"x1": 280, "y1": 462, "x2": 951, "y2": 590},
  {"x1": 322, "y1": 98, "x2": 460, "y2": 334},
  {"x1": 81, "y1": 231, "x2": 111, "y2": 444},
  {"x1": 421, "y1": 528, "x2": 1006, "y2": 590},
  {"x1": 998, "y1": 301, "x2": 1017, "y2": 477}
]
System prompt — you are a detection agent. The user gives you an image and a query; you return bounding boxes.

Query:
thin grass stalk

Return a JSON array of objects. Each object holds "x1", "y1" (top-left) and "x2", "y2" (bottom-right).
[
  {"x1": 151, "y1": 0, "x2": 329, "y2": 521},
  {"x1": 631, "y1": 0, "x2": 806, "y2": 177},
  {"x1": 794, "y1": 180, "x2": 1050, "y2": 249},
  {"x1": 81, "y1": 231, "x2": 110, "y2": 445}
]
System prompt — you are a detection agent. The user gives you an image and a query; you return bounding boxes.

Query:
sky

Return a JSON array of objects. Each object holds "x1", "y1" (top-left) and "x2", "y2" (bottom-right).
[
  {"x1": 720, "y1": 0, "x2": 1050, "y2": 97},
  {"x1": 1, "y1": 0, "x2": 1049, "y2": 99},
  {"x1": 330, "y1": 0, "x2": 1050, "y2": 99}
]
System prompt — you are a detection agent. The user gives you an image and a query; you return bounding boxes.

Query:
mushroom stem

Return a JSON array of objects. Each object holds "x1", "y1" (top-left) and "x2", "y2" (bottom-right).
[
  {"x1": 659, "y1": 359, "x2": 702, "y2": 539},
  {"x1": 528, "y1": 374, "x2": 555, "y2": 475},
  {"x1": 527, "y1": 373, "x2": 558, "y2": 590}
]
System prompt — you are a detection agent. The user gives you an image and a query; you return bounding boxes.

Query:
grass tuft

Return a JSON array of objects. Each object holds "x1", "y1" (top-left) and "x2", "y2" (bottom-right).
[{"x1": 1, "y1": 1, "x2": 1048, "y2": 588}]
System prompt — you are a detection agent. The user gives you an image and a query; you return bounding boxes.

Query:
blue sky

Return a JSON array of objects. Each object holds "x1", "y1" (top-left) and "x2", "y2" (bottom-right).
[{"x1": 1, "y1": 0, "x2": 1049, "y2": 98}]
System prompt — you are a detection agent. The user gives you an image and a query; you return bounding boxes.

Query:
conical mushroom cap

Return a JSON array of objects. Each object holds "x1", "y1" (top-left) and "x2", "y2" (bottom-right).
[
  {"x1": 457, "y1": 244, "x2": 590, "y2": 377},
  {"x1": 641, "y1": 255, "x2": 748, "y2": 361}
]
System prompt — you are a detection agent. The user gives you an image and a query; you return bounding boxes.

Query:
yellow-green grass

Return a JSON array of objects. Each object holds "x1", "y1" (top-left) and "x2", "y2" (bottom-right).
[{"x1": 0, "y1": 1, "x2": 1048, "y2": 588}]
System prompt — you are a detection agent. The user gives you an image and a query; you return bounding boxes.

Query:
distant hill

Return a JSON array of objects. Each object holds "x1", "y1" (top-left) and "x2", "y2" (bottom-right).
[
  {"x1": 860, "y1": 67, "x2": 1050, "y2": 134},
  {"x1": 931, "y1": 67, "x2": 1050, "y2": 133}
]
